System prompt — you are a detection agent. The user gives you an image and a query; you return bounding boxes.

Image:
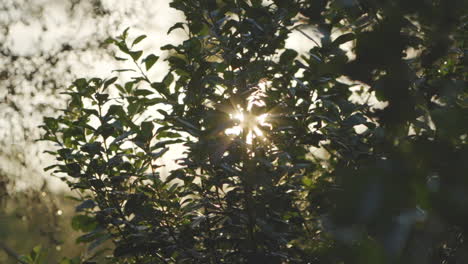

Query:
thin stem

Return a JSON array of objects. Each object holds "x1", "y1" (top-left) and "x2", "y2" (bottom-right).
[
  {"x1": 241, "y1": 119, "x2": 257, "y2": 253},
  {"x1": 0, "y1": 241, "x2": 28, "y2": 264},
  {"x1": 294, "y1": 27, "x2": 321, "y2": 47}
]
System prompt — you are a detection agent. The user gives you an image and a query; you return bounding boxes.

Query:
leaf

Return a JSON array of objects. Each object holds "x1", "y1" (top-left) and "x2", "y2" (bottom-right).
[
  {"x1": 76, "y1": 229, "x2": 106, "y2": 243},
  {"x1": 107, "y1": 104, "x2": 125, "y2": 117},
  {"x1": 280, "y1": 49, "x2": 298, "y2": 64},
  {"x1": 144, "y1": 97, "x2": 170, "y2": 106},
  {"x1": 114, "y1": 56, "x2": 127, "y2": 61},
  {"x1": 87, "y1": 233, "x2": 112, "y2": 251},
  {"x1": 124, "y1": 194, "x2": 145, "y2": 215},
  {"x1": 128, "y1": 101, "x2": 142, "y2": 116},
  {"x1": 74, "y1": 78, "x2": 88, "y2": 91},
  {"x1": 71, "y1": 215, "x2": 97, "y2": 232},
  {"x1": 117, "y1": 40, "x2": 130, "y2": 53},
  {"x1": 43, "y1": 164, "x2": 57, "y2": 172},
  {"x1": 332, "y1": 33, "x2": 355, "y2": 46},
  {"x1": 120, "y1": 27, "x2": 130, "y2": 40},
  {"x1": 167, "y1": 56, "x2": 187, "y2": 69},
  {"x1": 76, "y1": 199, "x2": 96, "y2": 212},
  {"x1": 160, "y1": 44, "x2": 177, "y2": 50},
  {"x1": 115, "y1": 84, "x2": 126, "y2": 94},
  {"x1": 343, "y1": 113, "x2": 367, "y2": 126},
  {"x1": 130, "y1": 50, "x2": 143, "y2": 61},
  {"x1": 144, "y1": 54, "x2": 159, "y2": 70},
  {"x1": 132, "y1": 35, "x2": 147, "y2": 46},
  {"x1": 163, "y1": 72, "x2": 174, "y2": 87},
  {"x1": 114, "y1": 243, "x2": 139, "y2": 257},
  {"x1": 112, "y1": 69, "x2": 136, "y2": 73},
  {"x1": 110, "y1": 131, "x2": 135, "y2": 146},
  {"x1": 156, "y1": 131, "x2": 181, "y2": 139},
  {"x1": 152, "y1": 139, "x2": 183, "y2": 150},
  {"x1": 134, "y1": 89, "x2": 153, "y2": 96},
  {"x1": 174, "y1": 117, "x2": 200, "y2": 132},
  {"x1": 140, "y1": 121, "x2": 154, "y2": 140},
  {"x1": 31, "y1": 245, "x2": 43, "y2": 261},
  {"x1": 167, "y1": 22, "x2": 185, "y2": 34},
  {"x1": 104, "y1": 37, "x2": 116, "y2": 45},
  {"x1": 151, "y1": 82, "x2": 170, "y2": 97},
  {"x1": 104, "y1": 77, "x2": 118, "y2": 89},
  {"x1": 191, "y1": 215, "x2": 206, "y2": 228},
  {"x1": 80, "y1": 142, "x2": 103, "y2": 156},
  {"x1": 151, "y1": 148, "x2": 169, "y2": 160},
  {"x1": 124, "y1": 82, "x2": 134, "y2": 93}
]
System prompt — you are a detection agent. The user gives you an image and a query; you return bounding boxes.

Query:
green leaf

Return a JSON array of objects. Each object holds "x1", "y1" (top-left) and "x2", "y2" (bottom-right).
[
  {"x1": 151, "y1": 147, "x2": 169, "y2": 159},
  {"x1": 280, "y1": 49, "x2": 298, "y2": 64},
  {"x1": 115, "y1": 84, "x2": 126, "y2": 94},
  {"x1": 167, "y1": 56, "x2": 187, "y2": 69},
  {"x1": 104, "y1": 77, "x2": 118, "y2": 89},
  {"x1": 107, "y1": 104, "x2": 125, "y2": 117},
  {"x1": 31, "y1": 245, "x2": 43, "y2": 262},
  {"x1": 120, "y1": 27, "x2": 130, "y2": 40},
  {"x1": 128, "y1": 101, "x2": 142, "y2": 116},
  {"x1": 74, "y1": 78, "x2": 88, "y2": 92},
  {"x1": 163, "y1": 72, "x2": 174, "y2": 87},
  {"x1": 87, "y1": 233, "x2": 112, "y2": 251},
  {"x1": 160, "y1": 44, "x2": 177, "y2": 50},
  {"x1": 117, "y1": 40, "x2": 130, "y2": 53},
  {"x1": 112, "y1": 69, "x2": 136, "y2": 73},
  {"x1": 140, "y1": 121, "x2": 154, "y2": 140},
  {"x1": 156, "y1": 131, "x2": 181, "y2": 139},
  {"x1": 114, "y1": 243, "x2": 139, "y2": 257},
  {"x1": 124, "y1": 82, "x2": 134, "y2": 93},
  {"x1": 144, "y1": 54, "x2": 159, "y2": 70},
  {"x1": 130, "y1": 50, "x2": 143, "y2": 61},
  {"x1": 134, "y1": 89, "x2": 153, "y2": 96},
  {"x1": 103, "y1": 37, "x2": 116, "y2": 45},
  {"x1": 95, "y1": 93, "x2": 109, "y2": 104},
  {"x1": 144, "y1": 97, "x2": 170, "y2": 106},
  {"x1": 191, "y1": 215, "x2": 206, "y2": 228},
  {"x1": 76, "y1": 199, "x2": 96, "y2": 212},
  {"x1": 43, "y1": 164, "x2": 57, "y2": 171},
  {"x1": 71, "y1": 215, "x2": 97, "y2": 232},
  {"x1": 343, "y1": 113, "x2": 367, "y2": 126},
  {"x1": 174, "y1": 117, "x2": 200, "y2": 133},
  {"x1": 167, "y1": 22, "x2": 185, "y2": 34},
  {"x1": 114, "y1": 56, "x2": 127, "y2": 61},
  {"x1": 132, "y1": 35, "x2": 147, "y2": 46},
  {"x1": 76, "y1": 229, "x2": 106, "y2": 243},
  {"x1": 332, "y1": 33, "x2": 355, "y2": 46},
  {"x1": 151, "y1": 82, "x2": 170, "y2": 97}
]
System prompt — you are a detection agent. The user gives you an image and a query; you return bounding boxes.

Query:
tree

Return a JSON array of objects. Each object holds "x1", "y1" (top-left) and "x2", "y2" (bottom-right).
[{"x1": 41, "y1": 0, "x2": 467, "y2": 263}]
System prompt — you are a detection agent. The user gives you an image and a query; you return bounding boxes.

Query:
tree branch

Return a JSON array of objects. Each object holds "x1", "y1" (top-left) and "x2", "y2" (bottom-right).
[{"x1": 0, "y1": 241, "x2": 28, "y2": 264}]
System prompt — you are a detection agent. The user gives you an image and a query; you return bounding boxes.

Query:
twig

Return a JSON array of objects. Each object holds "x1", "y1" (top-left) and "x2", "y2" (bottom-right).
[
  {"x1": 0, "y1": 241, "x2": 28, "y2": 264},
  {"x1": 294, "y1": 27, "x2": 321, "y2": 47}
]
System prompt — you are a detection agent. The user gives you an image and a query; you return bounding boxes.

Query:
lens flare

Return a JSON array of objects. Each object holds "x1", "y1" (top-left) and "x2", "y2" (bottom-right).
[{"x1": 225, "y1": 111, "x2": 270, "y2": 144}]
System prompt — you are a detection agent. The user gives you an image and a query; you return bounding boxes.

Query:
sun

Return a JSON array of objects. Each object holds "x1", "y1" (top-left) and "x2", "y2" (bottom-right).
[
  {"x1": 223, "y1": 80, "x2": 272, "y2": 144},
  {"x1": 225, "y1": 110, "x2": 270, "y2": 144}
]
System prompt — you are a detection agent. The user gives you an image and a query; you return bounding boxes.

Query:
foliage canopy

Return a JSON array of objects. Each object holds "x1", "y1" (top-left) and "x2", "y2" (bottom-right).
[{"x1": 41, "y1": 0, "x2": 467, "y2": 263}]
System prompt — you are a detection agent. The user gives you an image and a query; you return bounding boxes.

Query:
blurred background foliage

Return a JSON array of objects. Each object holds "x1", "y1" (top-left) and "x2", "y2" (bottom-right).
[
  {"x1": 0, "y1": 191, "x2": 84, "y2": 263},
  {"x1": 0, "y1": 0, "x2": 184, "y2": 263}
]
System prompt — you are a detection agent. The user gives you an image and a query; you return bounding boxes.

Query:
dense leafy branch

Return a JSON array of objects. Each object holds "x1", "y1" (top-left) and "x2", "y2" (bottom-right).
[{"x1": 40, "y1": 0, "x2": 467, "y2": 263}]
